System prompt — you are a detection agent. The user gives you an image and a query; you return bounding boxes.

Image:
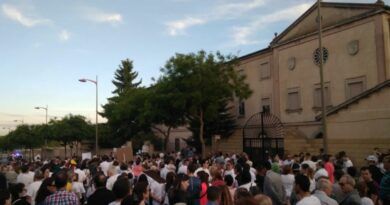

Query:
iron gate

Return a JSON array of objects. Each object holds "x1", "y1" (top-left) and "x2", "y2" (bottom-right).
[{"x1": 243, "y1": 109, "x2": 284, "y2": 162}]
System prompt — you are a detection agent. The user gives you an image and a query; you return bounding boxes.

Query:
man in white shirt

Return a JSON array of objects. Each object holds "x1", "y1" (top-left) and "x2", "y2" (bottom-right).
[
  {"x1": 100, "y1": 155, "x2": 112, "y2": 176},
  {"x1": 16, "y1": 165, "x2": 34, "y2": 187},
  {"x1": 74, "y1": 168, "x2": 87, "y2": 183},
  {"x1": 177, "y1": 159, "x2": 189, "y2": 174},
  {"x1": 313, "y1": 178, "x2": 338, "y2": 205},
  {"x1": 106, "y1": 167, "x2": 120, "y2": 191},
  {"x1": 294, "y1": 174, "x2": 321, "y2": 205},
  {"x1": 302, "y1": 153, "x2": 317, "y2": 171},
  {"x1": 26, "y1": 170, "x2": 44, "y2": 205}
]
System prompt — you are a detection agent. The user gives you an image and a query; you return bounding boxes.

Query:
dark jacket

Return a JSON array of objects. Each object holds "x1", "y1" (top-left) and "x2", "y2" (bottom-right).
[
  {"x1": 340, "y1": 190, "x2": 361, "y2": 205},
  {"x1": 87, "y1": 188, "x2": 116, "y2": 205}
]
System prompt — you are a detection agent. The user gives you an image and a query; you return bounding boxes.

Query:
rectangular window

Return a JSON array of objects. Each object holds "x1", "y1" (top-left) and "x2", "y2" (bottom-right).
[
  {"x1": 238, "y1": 101, "x2": 245, "y2": 117},
  {"x1": 345, "y1": 76, "x2": 366, "y2": 99},
  {"x1": 259, "y1": 62, "x2": 270, "y2": 80},
  {"x1": 286, "y1": 87, "x2": 301, "y2": 113},
  {"x1": 261, "y1": 97, "x2": 271, "y2": 113},
  {"x1": 313, "y1": 83, "x2": 331, "y2": 109}
]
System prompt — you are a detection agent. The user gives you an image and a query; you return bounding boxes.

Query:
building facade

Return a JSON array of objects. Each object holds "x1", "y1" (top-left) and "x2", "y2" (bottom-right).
[
  {"x1": 162, "y1": 1, "x2": 390, "y2": 164},
  {"x1": 217, "y1": 1, "x2": 390, "y2": 163}
]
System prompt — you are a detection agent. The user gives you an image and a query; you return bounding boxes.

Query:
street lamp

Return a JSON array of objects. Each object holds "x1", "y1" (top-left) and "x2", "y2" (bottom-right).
[
  {"x1": 35, "y1": 105, "x2": 49, "y2": 158},
  {"x1": 14, "y1": 119, "x2": 24, "y2": 124},
  {"x1": 35, "y1": 105, "x2": 48, "y2": 125},
  {"x1": 79, "y1": 76, "x2": 99, "y2": 155}
]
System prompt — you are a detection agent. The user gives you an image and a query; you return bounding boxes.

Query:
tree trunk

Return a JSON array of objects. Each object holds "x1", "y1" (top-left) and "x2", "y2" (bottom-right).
[
  {"x1": 163, "y1": 127, "x2": 172, "y2": 152},
  {"x1": 199, "y1": 111, "x2": 206, "y2": 159},
  {"x1": 64, "y1": 143, "x2": 67, "y2": 159}
]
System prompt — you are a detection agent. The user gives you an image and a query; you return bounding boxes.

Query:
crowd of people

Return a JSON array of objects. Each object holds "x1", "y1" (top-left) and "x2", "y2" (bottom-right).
[{"x1": 0, "y1": 147, "x2": 388, "y2": 205}]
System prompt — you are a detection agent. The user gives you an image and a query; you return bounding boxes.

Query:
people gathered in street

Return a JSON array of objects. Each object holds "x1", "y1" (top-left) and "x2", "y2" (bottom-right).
[{"x1": 0, "y1": 148, "x2": 389, "y2": 205}]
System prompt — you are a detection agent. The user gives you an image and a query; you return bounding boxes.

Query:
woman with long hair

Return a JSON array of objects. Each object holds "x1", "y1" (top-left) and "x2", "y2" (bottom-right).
[
  {"x1": 35, "y1": 177, "x2": 55, "y2": 205},
  {"x1": 130, "y1": 182, "x2": 149, "y2": 205},
  {"x1": 218, "y1": 185, "x2": 233, "y2": 205},
  {"x1": 10, "y1": 183, "x2": 30, "y2": 205},
  {"x1": 168, "y1": 173, "x2": 189, "y2": 205},
  {"x1": 197, "y1": 171, "x2": 209, "y2": 205}
]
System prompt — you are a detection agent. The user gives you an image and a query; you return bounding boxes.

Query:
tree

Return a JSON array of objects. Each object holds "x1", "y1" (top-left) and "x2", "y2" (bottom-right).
[
  {"x1": 141, "y1": 80, "x2": 187, "y2": 151},
  {"x1": 102, "y1": 88, "x2": 152, "y2": 146},
  {"x1": 112, "y1": 59, "x2": 142, "y2": 95},
  {"x1": 187, "y1": 100, "x2": 237, "y2": 152},
  {"x1": 101, "y1": 58, "x2": 145, "y2": 146},
  {"x1": 161, "y1": 51, "x2": 252, "y2": 158},
  {"x1": 50, "y1": 115, "x2": 93, "y2": 158}
]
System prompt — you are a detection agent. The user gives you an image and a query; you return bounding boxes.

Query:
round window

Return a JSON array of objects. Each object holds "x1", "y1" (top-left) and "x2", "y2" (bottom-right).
[{"x1": 313, "y1": 47, "x2": 329, "y2": 66}]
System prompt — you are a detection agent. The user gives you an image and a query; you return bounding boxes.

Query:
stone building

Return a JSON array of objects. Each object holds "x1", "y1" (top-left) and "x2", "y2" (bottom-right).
[{"x1": 162, "y1": 1, "x2": 390, "y2": 165}]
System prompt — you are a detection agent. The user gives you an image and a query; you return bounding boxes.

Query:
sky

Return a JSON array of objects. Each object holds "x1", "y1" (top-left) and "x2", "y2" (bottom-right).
[{"x1": 0, "y1": 0, "x2": 388, "y2": 135}]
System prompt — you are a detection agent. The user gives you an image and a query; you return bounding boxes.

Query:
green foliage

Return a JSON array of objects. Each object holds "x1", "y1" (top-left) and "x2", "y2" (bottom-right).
[
  {"x1": 160, "y1": 50, "x2": 252, "y2": 156},
  {"x1": 188, "y1": 101, "x2": 237, "y2": 151},
  {"x1": 102, "y1": 87, "x2": 152, "y2": 145},
  {"x1": 112, "y1": 59, "x2": 141, "y2": 95},
  {"x1": 49, "y1": 114, "x2": 94, "y2": 145}
]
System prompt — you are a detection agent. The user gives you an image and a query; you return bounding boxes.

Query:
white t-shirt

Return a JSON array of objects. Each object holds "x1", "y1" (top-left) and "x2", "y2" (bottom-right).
[
  {"x1": 314, "y1": 168, "x2": 329, "y2": 181},
  {"x1": 361, "y1": 197, "x2": 374, "y2": 205},
  {"x1": 74, "y1": 169, "x2": 87, "y2": 183},
  {"x1": 108, "y1": 201, "x2": 121, "y2": 205},
  {"x1": 72, "y1": 181, "x2": 86, "y2": 199},
  {"x1": 27, "y1": 180, "x2": 42, "y2": 205},
  {"x1": 223, "y1": 169, "x2": 235, "y2": 178},
  {"x1": 178, "y1": 165, "x2": 188, "y2": 174},
  {"x1": 250, "y1": 167, "x2": 257, "y2": 182},
  {"x1": 150, "y1": 180, "x2": 165, "y2": 205},
  {"x1": 297, "y1": 195, "x2": 321, "y2": 205},
  {"x1": 281, "y1": 174, "x2": 295, "y2": 197},
  {"x1": 16, "y1": 172, "x2": 34, "y2": 187},
  {"x1": 302, "y1": 160, "x2": 316, "y2": 171},
  {"x1": 100, "y1": 161, "x2": 111, "y2": 176},
  {"x1": 106, "y1": 174, "x2": 120, "y2": 191}
]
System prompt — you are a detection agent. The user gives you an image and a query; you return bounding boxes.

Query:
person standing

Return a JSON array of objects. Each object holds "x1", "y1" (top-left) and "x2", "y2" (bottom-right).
[
  {"x1": 27, "y1": 170, "x2": 44, "y2": 205},
  {"x1": 16, "y1": 165, "x2": 34, "y2": 187},
  {"x1": 379, "y1": 155, "x2": 390, "y2": 205},
  {"x1": 43, "y1": 171, "x2": 79, "y2": 205},
  {"x1": 339, "y1": 174, "x2": 361, "y2": 205},
  {"x1": 294, "y1": 174, "x2": 321, "y2": 205},
  {"x1": 263, "y1": 161, "x2": 286, "y2": 205},
  {"x1": 87, "y1": 173, "x2": 115, "y2": 205},
  {"x1": 313, "y1": 178, "x2": 338, "y2": 205},
  {"x1": 188, "y1": 163, "x2": 201, "y2": 205}
]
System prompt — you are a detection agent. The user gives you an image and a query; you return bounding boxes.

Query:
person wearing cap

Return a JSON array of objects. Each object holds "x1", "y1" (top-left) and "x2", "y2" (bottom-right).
[{"x1": 365, "y1": 155, "x2": 383, "y2": 185}]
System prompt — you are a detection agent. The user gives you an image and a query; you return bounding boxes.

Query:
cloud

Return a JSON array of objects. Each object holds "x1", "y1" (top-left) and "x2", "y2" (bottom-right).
[
  {"x1": 213, "y1": 0, "x2": 266, "y2": 19},
  {"x1": 230, "y1": 3, "x2": 311, "y2": 46},
  {"x1": 85, "y1": 8, "x2": 123, "y2": 25},
  {"x1": 59, "y1": 30, "x2": 71, "y2": 41},
  {"x1": 165, "y1": 0, "x2": 266, "y2": 36},
  {"x1": 166, "y1": 17, "x2": 205, "y2": 36},
  {"x1": 1, "y1": 4, "x2": 51, "y2": 27}
]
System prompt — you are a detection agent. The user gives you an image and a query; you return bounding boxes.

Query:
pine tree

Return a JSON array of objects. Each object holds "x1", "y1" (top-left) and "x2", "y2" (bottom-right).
[{"x1": 112, "y1": 59, "x2": 141, "y2": 95}]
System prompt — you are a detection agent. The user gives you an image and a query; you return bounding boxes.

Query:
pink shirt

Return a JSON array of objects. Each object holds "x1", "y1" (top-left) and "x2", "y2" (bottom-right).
[
  {"x1": 324, "y1": 162, "x2": 335, "y2": 183},
  {"x1": 200, "y1": 183, "x2": 208, "y2": 205}
]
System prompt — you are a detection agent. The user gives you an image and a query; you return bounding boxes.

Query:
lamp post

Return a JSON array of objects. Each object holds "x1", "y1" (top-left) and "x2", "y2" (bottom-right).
[
  {"x1": 14, "y1": 119, "x2": 24, "y2": 124},
  {"x1": 35, "y1": 105, "x2": 48, "y2": 159},
  {"x1": 317, "y1": 0, "x2": 328, "y2": 154},
  {"x1": 79, "y1": 76, "x2": 99, "y2": 155}
]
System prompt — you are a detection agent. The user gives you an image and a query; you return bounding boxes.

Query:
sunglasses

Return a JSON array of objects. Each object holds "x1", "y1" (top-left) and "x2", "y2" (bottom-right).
[{"x1": 339, "y1": 182, "x2": 346, "y2": 187}]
